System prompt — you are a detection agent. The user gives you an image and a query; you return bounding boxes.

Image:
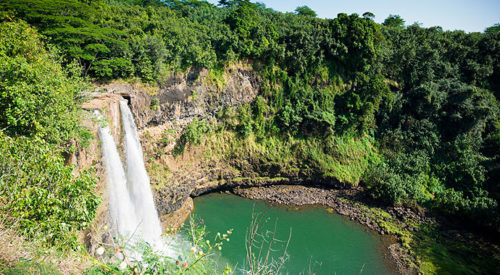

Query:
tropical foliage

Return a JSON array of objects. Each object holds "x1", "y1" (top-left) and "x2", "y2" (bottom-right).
[
  {"x1": 0, "y1": 20, "x2": 99, "y2": 248},
  {"x1": 0, "y1": 0, "x2": 498, "y2": 252}
]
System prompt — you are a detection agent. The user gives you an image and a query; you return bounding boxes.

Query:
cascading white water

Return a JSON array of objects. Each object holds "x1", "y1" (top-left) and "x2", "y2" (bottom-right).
[
  {"x1": 95, "y1": 104, "x2": 178, "y2": 259},
  {"x1": 119, "y1": 101, "x2": 164, "y2": 247},
  {"x1": 95, "y1": 110, "x2": 139, "y2": 238}
]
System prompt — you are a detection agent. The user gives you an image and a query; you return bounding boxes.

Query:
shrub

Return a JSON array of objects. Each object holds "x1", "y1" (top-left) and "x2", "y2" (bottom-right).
[
  {"x1": 173, "y1": 118, "x2": 212, "y2": 156},
  {"x1": 0, "y1": 134, "x2": 100, "y2": 248},
  {"x1": 0, "y1": 20, "x2": 86, "y2": 144}
]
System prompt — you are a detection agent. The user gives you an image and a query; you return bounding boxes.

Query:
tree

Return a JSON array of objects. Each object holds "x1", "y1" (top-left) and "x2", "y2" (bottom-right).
[
  {"x1": 218, "y1": 0, "x2": 232, "y2": 6},
  {"x1": 329, "y1": 13, "x2": 383, "y2": 74},
  {"x1": 485, "y1": 23, "x2": 500, "y2": 34},
  {"x1": 362, "y1": 12, "x2": 375, "y2": 20},
  {"x1": 0, "y1": 20, "x2": 85, "y2": 144},
  {"x1": 0, "y1": 21, "x2": 100, "y2": 248},
  {"x1": 383, "y1": 14, "x2": 405, "y2": 28},
  {"x1": 218, "y1": 0, "x2": 253, "y2": 7},
  {"x1": 295, "y1": 5, "x2": 317, "y2": 17}
]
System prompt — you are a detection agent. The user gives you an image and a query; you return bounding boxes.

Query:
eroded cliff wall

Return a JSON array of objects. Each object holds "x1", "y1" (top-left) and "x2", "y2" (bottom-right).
[{"x1": 76, "y1": 64, "x2": 261, "y2": 234}]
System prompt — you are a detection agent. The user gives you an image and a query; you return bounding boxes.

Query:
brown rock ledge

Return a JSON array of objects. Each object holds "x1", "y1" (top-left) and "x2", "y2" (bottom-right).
[{"x1": 160, "y1": 197, "x2": 194, "y2": 234}]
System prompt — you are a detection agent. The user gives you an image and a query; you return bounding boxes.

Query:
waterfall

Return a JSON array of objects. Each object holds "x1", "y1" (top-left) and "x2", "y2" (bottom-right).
[
  {"x1": 119, "y1": 101, "x2": 163, "y2": 247},
  {"x1": 95, "y1": 110, "x2": 139, "y2": 238},
  {"x1": 95, "y1": 103, "x2": 177, "y2": 258}
]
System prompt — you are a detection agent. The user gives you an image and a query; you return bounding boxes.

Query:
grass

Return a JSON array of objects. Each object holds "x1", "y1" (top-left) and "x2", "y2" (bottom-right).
[
  {"x1": 201, "y1": 129, "x2": 380, "y2": 185},
  {"x1": 203, "y1": 64, "x2": 227, "y2": 91},
  {"x1": 0, "y1": 218, "x2": 92, "y2": 274},
  {"x1": 204, "y1": 131, "x2": 300, "y2": 176},
  {"x1": 303, "y1": 134, "x2": 381, "y2": 184},
  {"x1": 1, "y1": 259, "x2": 60, "y2": 275},
  {"x1": 147, "y1": 162, "x2": 171, "y2": 190},
  {"x1": 231, "y1": 176, "x2": 288, "y2": 182},
  {"x1": 337, "y1": 196, "x2": 500, "y2": 274},
  {"x1": 412, "y1": 224, "x2": 500, "y2": 275}
]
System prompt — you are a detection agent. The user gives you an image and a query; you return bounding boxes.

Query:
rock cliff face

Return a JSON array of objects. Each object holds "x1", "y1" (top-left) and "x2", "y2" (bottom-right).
[
  {"x1": 125, "y1": 65, "x2": 259, "y2": 129},
  {"x1": 133, "y1": 65, "x2": 260, "y2": 219},
  {"x1": 76, "y1": 64, "x2": 261, "y2": 234}
]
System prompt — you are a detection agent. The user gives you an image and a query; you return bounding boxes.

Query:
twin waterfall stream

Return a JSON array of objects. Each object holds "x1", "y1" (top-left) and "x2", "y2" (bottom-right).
[{"x1": 96, "y1": 101, "x2": 177, "y2": 259}]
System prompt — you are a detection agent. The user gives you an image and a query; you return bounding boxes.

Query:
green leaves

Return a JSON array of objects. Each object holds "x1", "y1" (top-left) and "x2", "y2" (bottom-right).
[
  {"x1": 173, "y1": 118, "x2": 212, "y2": 155},
  {"x1": 330, "y1": 13, "x2": 382, "y2": 74},
  {"x1": 0, "y1": 21, "x2": 99, "y2": 248},
  {"x1": 382, "y1": 14, "x2": 405, "y2": 28},
  {"x1": 484, "y1": 23, "x2": 500, "y2": 34},
  {"x1": 91, "y1": 58, "x2": 133, "y2": 79},
  {"x1": 362, "y1": 19, "x2": 500, "y2": 230},
  {"x1": 0, "y1": 21, "x2": 84, "y2": 144},
  {"x1": 295, "y1": 6, "x2": 317, "y2": 18},
  {"x1": 0, "y1": 133, "x2": 100, "y2": 248},
  {"x1": 2, "y1": 0, "x2": 498, "y2": 233}
]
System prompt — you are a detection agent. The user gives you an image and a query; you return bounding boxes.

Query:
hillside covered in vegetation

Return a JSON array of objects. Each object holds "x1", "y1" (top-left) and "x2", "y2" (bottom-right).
[{"x1": 0, "y1": 0, "x2": 498, "y2": 273}]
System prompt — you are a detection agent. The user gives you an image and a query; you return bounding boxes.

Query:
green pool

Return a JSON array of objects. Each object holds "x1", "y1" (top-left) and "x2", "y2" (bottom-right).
[{"x1": 190, "y1": 193, "x2": 394, "y2": 274}]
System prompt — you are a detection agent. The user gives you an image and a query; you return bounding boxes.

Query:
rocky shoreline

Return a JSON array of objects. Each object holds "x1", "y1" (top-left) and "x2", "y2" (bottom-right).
[{"x1": 228, "y1": 184, "x2": 427, "y2": 275}]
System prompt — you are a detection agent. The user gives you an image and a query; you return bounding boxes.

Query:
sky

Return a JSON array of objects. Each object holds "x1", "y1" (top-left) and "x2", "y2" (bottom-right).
[{"x1": 205, "y1": 0, "x2": 500, "y2": 33}]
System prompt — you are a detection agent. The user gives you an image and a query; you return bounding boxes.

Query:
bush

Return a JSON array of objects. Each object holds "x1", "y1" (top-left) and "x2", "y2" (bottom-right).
[
  {"x1": 0, "y1": 134, "x2": 100, "y2": 248},
  {"x1": 0, "y1": 20, "x2": 99, "y2": 249},
  {"x1": 184, "y1": 118, "x2": 211, "y2": 145},
  {"x1": 0, "y1": 20, "x2": 86, "y2": 144},
  {"x1": 85, "y1": 217, "x2": 232, "y2": 274},
  {"x1": 173, "y1": 118, "x2": 212, "y2": 156}
]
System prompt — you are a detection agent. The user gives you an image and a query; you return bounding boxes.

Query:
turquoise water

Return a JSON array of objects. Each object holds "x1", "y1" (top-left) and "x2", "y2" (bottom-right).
[{"x1": 190, "y1": 193, "x2": 394, "y2": 274}]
